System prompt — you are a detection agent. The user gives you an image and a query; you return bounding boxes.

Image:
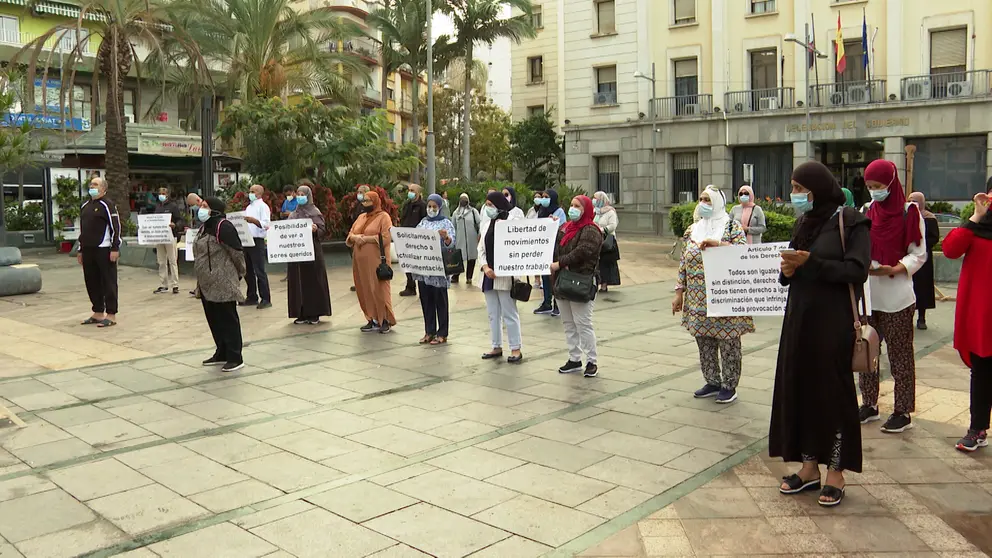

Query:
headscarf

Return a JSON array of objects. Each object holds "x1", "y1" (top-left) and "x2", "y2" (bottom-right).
[
  {"x1": 364, "y1": 191, "x2": 383, "y2": 215},
  {"x1": 290, "y1": 184, "x2": 326, "y2": 229},
  {"x1": 560, "y1": 195, "x2": 597, "y2": 246},
  {"x1": 502, "y1": 186, "x2": 518, "y2": 209},
  {"x1": 841, "y1": 188, "x2": 856, "y2": 208},
  {"x1": 201, "y1": 196, "x2": 228, "y2": 239},
  {"x1": 790, "y1": 161, "x2": 846, "y2": 251},
  {"x1": 537, "y1": 188, "x2": 560, "y2": 218},
  {"x1": 907, "y1": 191, "x2": 935, "y2": 219},
  {"x1": 426, "y1": 193, "x2": 445, "y2": 221},
  {"x1": 689, "y1": 186, "x2": 730, "y2": 244},
  {"x1": 738, "y1": 185, "x2": 756, "y2": 233},
  {"x1": 593, "y1": 191, "x2": 615, "y2": 215},
  {"x1": 864, "y1": 159, "x2": 922, "y2": 266},
  {"x1": 737, "y1": 185, "x2": 756, "y2": 207},
  {"x1": 454, "y1": 192, "x2": 473, "y2": 217},
  {"x1": 484, "y1": 191, "x2": 513, "y2": 269}
]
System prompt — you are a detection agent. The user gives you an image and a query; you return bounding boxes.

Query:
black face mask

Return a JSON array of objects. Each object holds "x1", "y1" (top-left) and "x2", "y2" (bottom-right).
[{"x1": 459, "y1": 200, "x2": 468, "y2": 207}]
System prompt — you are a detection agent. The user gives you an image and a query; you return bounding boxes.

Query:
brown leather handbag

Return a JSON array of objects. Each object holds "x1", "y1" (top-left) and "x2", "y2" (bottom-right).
[{"x1": 837, "y1": 208, "x2": 880, "y2": 373}]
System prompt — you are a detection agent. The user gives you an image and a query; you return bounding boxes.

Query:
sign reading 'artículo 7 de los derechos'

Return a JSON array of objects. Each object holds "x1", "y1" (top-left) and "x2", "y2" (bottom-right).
[{"x1": 702, "y1": 242, "x2": 791, "y2": 317}]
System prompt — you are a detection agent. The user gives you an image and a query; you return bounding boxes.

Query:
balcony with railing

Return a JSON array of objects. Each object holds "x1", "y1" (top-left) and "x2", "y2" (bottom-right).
[
  {"x1": 0, "y1": 28, "x2": 97, "y2": 55},
  {"x1": 901, "y1": 69, "x2": 992, "y2": 102},
  {"x1": 398, "y1": 94, "x2": 413, "y2": 113},
  {"x1": 724, "y1": 87, "x2": 795, "y2": 114},
  {"x1": 651, "y1": 94, "x2": 713, "y2": 118},
  {"x1": 359, "y1": 85, "x2": 381, "y2": 104},
  {"x1": 329, "y1": 37, "x2": 380, "y2": 64},
  {"x1": 807, "y1": 80, "x2": 887, "y2": 108}
]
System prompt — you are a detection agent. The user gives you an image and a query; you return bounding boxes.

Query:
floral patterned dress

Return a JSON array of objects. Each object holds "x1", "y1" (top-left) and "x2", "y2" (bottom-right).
[{"x1": 677, "y1": 220, "x2": 755, "y2": 339}]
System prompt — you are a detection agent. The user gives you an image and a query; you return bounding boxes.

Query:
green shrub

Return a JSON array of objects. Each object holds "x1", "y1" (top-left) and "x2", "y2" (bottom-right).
[
  {"x1": 927, "y1": 201, "x2": 956, "y2": 215},
  {"x1": 933, "y1": 239, "x2": 943, "y2": 253},
  {"x1": 554, "y1": 184, "x2": 587, "y2": 206},
  {"x1": 763, "y1": 211, "x2": 797, "y2": 243},
  {"x1": 3, "y1": 203, "x2": 44, "y2": 231},
  {"x1": 439, "y1": 180, "x2": 534, "y2": 210},
  {"x1": 756, "y1": 198, "x2": 795, "y2": 217},
  {"x1": 960, "y1": 202, "x2": 975, "y2": 223},
  {"x1": 669, "y1": 203, "x2": 697, "y2": 237}
]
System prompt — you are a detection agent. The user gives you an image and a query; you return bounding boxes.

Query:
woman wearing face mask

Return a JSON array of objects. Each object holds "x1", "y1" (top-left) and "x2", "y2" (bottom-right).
[
  {"x1": 673, "y1": 186, "x2": 754, "y2": 404},
  {"x1": 478, "y1": 191, "x2": 524, "y2": 363},
  {"x1": 400, "y1": 184, "x2": 428, "y2": 297},
  {"x1": 770, "y1": 161, "x2": 871, "y2": 508},
  {"x1": 553, "y1": 195, "x2": 604, "y2": 377},
  {"x1": 348, "y1": 185, "x2": 372, "y2": 292},
  {"x1": 535, "y1": 188, "x2": 567, "y2": 316},
  {"x1": 348, "y1": 191, "x2": 397, "y2": 333},
  {"x1": 942, "y1": 187, "x2": 992, "y2": 452},
  {"x1": 415, "y1": 194, "x2": 456, "y2": 344},
  {"x1": 452, "y1": 192, "x2": 481, "y2": 285},
  {"x1": 193, "y1": 197, "x2": 247, "y2": 373},
  {"x1": 858, "y1": 159, "x2": 926, "y2": 434},
  {"x1": 906, "y1": 192, "x2": 939, "y2": 330},
  {"x1": 502, "y1": 186, "x2": 525, "y2": 219},
  {"x1": 593, "y1": 191, "x2": 620, "y2": 293},
  {"x1": 286, "y1": 184, "x2": 332, "y2": 325},
  {"x1": 730, "y1": 185, "x2": 766, "y2": 244}
]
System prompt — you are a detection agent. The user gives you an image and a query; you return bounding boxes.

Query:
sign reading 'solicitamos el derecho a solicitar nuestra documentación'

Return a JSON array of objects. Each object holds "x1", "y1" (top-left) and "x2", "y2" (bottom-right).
[
  {"x1": 391, "y1": 227, "x2": 446, "y2": 277},
  {"x1": 702, "y1": 242, "x2": 792, "y2": 317},
  {"x1": 493, "y1": 218, "x2": 558, "y2": 277},
  {"x1": 266, "y1": 219, "x2": 315, "y2": 264}
]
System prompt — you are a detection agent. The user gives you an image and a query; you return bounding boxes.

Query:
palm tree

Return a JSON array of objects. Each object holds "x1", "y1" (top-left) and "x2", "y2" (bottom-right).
[
  {"x1": 166, "y1": 0, "x2": 370, "y2": 105},
  {"x1": 441, "y1": 0, "x2": 534, "y2": 180},
  {"x1": 14, "y1": 0, "x2": 211, "y2": 221},
  {"x1": 369, "y1": 0, "x2": 449, "y2": 183}
]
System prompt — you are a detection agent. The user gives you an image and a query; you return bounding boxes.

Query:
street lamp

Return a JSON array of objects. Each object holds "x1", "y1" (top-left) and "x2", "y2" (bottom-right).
[
  {"x1": 426, "y1": 0, "x2": 436, "y2": 194},
  {"x1": 633, "y1": 63, "x2": 657, "y2": 215},
  {"x1": 785, "y1": 25, "x2": 828, "y2": 161}
]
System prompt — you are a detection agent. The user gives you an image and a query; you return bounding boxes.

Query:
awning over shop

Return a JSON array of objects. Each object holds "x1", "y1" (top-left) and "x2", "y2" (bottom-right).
[{"x1": 49, "y1": 122, "x2": 235, "y2": 160}]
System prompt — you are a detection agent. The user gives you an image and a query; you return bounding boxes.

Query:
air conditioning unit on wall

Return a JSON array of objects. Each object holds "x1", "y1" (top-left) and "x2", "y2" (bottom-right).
[
  {"x1": 683, "y1": 103, "x2": 699, "y2": 115},
  {"x1": 759, "y1": 97, "x2": 778, "y2": 110},
  {"x1": 827, "y1": 91, "x2": 845, "y2": 106},
  {"x1": 846, "y1": 86, "x2": 870, "y2": 104},
  {"x1": 903, "y1": 79, "x2": 932, "y2": 101},
  {"x1": 947, "y1": 81, "x2": 973, "y2": 97}
]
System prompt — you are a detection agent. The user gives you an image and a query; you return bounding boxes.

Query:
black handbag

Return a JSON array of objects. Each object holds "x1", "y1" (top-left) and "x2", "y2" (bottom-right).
[
  {"x1": 375, "y1": 233, "x2": 393, "y2": 281},
  {"x1": 601, "y1": 232, "x2": 617, "y2": 254},
  {"x1": 442, "y1": 245, "x2": 465, "y2": 276},
  {"x1": 554, "y1": 268, "x2": 597, "y2": 302},
  {"x1": 510, "y1": 277, "x2": 532, "y2": 302}
]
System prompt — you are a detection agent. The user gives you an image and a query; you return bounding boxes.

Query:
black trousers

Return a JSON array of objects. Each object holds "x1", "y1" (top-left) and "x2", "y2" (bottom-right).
[
  {"x1": 202, "y1": 299, "x2": 243, "y2": 364},
  {"x1": 452, "y1": 258, "x2": 476, "y2": 283},
  {"x1": 971, "y1": 353, "x2": 992, "y2": 431},
  {"x1": 418, "y1": 282, "x2": 449, "y2": 337},
  {"x1": 81, "y1": 247, "x2": 118, "y2": 314},
  {"x1": 243, "y1": 242, "x2": 270, "y2": 303},
  {"x1": 405, "y1": 272, "x2": 417, "y2": 292}
]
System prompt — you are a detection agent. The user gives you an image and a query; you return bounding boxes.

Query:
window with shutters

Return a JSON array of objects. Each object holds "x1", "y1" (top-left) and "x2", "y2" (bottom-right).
[
  {"x1": 749, "y1": 0, "x2": 775, "y2": 14},
  {"x1": 0, "y1": 16, "x2": 18, "y2": 45},
  {"x1": 673, "y1": 58, "x2": 698, "y2": 97},
  {"x1": 595, "y1": 156, "x2": 621, "y2": 201},
  {"x1": 930, "y1": 28, "x2": 967, "y2": 74},
  {"x1": 672, "y1": 152, "x2": 699, "y2": 203},
  {"x1": 531, "y1": 5, "x2": 543, "y2": 29},
  {"x1": 673, "y1": 0, "x2": 695, "y2": 25},
  {"x1": 527, "y1": 105, "x2": 545, "y2": 118},
  {"x1": 527, "y1": 56, "x2": 544, "y2": 83},
  {"x1": 594, "y1": 65, "x2": 618, "y2": 105},
  {"x1": 595, "y1": 1, "x2": 616, "y2": 34},
  {"x1": 750, "y1": 49, "x2": 777, "y2": 90}
]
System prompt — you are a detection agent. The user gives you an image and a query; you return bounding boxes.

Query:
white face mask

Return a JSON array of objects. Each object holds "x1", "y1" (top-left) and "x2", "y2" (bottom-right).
[
  {"x1": 427, "y1": 208, "x2": 438, "y2": 218},
  {"x1": 484, "y1": 206, "x2": 498, "y2": 219}
]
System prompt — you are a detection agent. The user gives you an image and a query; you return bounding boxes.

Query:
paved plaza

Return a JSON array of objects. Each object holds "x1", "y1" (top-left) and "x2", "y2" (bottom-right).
[{"x1": 0, "y1": 243, "x2": 988, "y2": 558}]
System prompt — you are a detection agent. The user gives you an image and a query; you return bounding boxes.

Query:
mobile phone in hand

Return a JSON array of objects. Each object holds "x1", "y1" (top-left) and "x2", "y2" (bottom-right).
[{"x1": 780, "y1": 249, "x2": 797, "y2": 256}]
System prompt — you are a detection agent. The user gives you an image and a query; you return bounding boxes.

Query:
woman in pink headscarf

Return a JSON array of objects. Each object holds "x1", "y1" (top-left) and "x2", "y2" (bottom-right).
[{"x1": 730, "y1": 185, "x2": 766, "y2": 244}]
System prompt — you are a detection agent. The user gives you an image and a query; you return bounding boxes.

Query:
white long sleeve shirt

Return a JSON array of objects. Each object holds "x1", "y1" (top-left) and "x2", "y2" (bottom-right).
[
  {"x1": 245, "y1": 198, "x2": 271, "y2": 239},
  {"x1": 865, "y1": 202, "x2": 928, "y2": 313}
]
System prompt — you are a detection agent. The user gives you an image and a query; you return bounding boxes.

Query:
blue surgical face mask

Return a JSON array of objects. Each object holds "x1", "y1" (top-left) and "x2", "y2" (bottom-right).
[
  {"x1": 538, "y1": 197, "x2": 550, "y2": 207},
  {"x1": 870, "y1": 189, "x2": 890, "y2": 203},
  {"x1": 248, "y1": 193, "x2": 257, "y2": 202},
  {"x1": 158, "y1": 194, "x2": 167, "y2": 203},
  {"x1": 408, "y1": 191, "x2": 416, "y2": 200},
  {"x1": 697, "y1": 204, "x2": 714, "y2": 218},
  {"x1": 197, "y1": 207, "x2": 211, "y2": 222},
  {"x1": 296, "y1": 195, "x2": 308, "y2": 205},
  {"x1": 567, "y1": 207, "x2": 582, "y2": 221},
  {"x1": 88, "y1": 188, "x2": 99, "y2": 198},
  {"x1": 791, "y1": 192, "x2": 812, "y2": 214},
  {"x1": 739, "y1": 195, "x2": 750, "y2": 203},
  {"x1": 593, "y1": 198, "x2": 604, "y2": 208},
  {"x1": 357, "y1": 193, "x2": 365, "y2": 202},
  {"x1": 484, "y1": 206, "x2": 498, "y2": 219}
]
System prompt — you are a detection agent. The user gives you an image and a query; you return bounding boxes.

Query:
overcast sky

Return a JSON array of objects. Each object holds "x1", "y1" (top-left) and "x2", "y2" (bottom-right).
[{"x1": 431, "y1": 11, "x2": 512, "y2": 110}]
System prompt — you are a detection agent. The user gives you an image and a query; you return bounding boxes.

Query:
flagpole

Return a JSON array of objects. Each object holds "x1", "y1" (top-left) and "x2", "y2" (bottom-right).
[{"x1": 811, "y1": 13, "x2": 820, "y2": 105}]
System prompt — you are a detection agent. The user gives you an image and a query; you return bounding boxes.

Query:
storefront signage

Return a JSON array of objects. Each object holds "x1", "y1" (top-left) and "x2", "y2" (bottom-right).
[
  {"x1": 137, "y1": 135, "x2": 203, "y2": 156},
  {"x1": 786, "y1": 117, "x2": 911, "y2": 134},
  {"x1": 2, "y1": 113, "x2": 91, "y2": 131}
]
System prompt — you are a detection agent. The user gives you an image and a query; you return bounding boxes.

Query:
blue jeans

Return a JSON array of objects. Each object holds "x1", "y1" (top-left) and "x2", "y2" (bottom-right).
[{"x1": 484, "y1": 289, "x2": 522, "y2": 350}]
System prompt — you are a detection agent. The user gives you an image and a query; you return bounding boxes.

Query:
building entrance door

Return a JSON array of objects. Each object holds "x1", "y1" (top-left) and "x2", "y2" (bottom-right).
[{"x1": 818, "y1": 140, "x2": 884, "y2": 207}]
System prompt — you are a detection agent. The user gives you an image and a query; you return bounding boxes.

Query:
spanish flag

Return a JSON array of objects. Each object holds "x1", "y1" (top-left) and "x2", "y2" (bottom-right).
[{"x1": 835, "y1": 13, "x2": 846, "y2": 73}]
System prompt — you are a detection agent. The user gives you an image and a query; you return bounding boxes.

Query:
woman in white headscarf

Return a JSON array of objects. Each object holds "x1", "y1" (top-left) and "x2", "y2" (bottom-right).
[
  {"x1": 672, "y1": 186, "x2": 754, "y2": 404},
  {"x1": 593, "y1": 191, "x2": 620, "y2": 292}
]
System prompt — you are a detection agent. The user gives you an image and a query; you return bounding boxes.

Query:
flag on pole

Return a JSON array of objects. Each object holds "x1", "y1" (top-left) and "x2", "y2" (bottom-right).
[
  {"x1": 835, "y1": 13, "x2": 846, "y2": 74},
  {"x1": 807, "y1": 34, "x2": 816, "y2": 69},
  {"x1": 861, "y1": 9, "x2": 869, "y2": 78}
]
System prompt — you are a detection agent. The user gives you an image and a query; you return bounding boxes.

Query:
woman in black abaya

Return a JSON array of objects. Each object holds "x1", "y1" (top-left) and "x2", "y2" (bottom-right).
[
  {"x1": 287, "y1": 184, "x2": 332, "y2": 324},
  {"x1": 769, "y1": 161, "x2": 871, "y2": 507}
]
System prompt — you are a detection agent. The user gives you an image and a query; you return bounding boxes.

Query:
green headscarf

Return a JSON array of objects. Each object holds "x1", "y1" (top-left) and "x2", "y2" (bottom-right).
[{"x1": 841, "y1": 188, "x2": 855, "y2": 208}]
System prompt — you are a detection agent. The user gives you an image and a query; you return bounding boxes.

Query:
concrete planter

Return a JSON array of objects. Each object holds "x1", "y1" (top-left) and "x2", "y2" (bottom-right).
[
  {"x1": 933, "y1": 252, "x2": 962, "y2": 283},
  {"x1": 3, "y1": 230, "x2": 49, "y2": 248}
]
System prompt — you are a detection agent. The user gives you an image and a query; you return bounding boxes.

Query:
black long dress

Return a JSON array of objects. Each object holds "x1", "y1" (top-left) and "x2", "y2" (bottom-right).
[
  {"x1": 769, "y1": 208, "x2": 871, "y2": 472},
  {"x1": 287, "y1": 228, "x2": 332, "y2": 320},
  {"x1": 912, "y1": 216, "x2": 939, "y2": 311}
]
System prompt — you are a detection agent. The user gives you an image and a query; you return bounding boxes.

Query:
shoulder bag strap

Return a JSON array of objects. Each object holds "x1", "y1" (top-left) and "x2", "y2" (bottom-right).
[
  {"x1": 378, "y1": 232, "x2": 386, "y2": 262},
  {"x1": 837, "y1": 209, "x2": 865, "y2": 336}
]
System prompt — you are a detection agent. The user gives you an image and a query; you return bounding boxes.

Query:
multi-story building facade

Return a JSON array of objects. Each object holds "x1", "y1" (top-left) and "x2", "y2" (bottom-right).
[{"x1": 512, "y1": 0, "x2": 992, "y2": 233}]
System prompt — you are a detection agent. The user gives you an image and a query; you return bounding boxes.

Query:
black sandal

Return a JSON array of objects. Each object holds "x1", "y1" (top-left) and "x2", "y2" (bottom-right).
[
  {"x1": 818, "y1": 485, "x2": 845, "y2": 507},
  {"x1": 81, "y1": 317, "x2": 101, "y2": 325},
  {"x1": 779, "y1": 474, "x2": 821, "y2": 495},
  {"x1": 96, "y1": 319, "x2": 116, "y2": 328}
]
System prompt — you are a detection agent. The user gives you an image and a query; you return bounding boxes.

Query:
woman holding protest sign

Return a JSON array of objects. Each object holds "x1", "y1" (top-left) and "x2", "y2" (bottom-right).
[
  {"x1": 348, "y1": 191, "x2": 397, "y2": 333},
  {"x1": 286, "y1": 184, "x2": 332, "y2": 325},
  {"x1": 769, "y1": 161, "x2": 871, "y2": 507},
  {"x1": 478, "y1": 191, "x2": 524, "y2": 363},
  {"x1": 415, "y1": 194, "x2": 456, "y2": 345},
  {"x1": 552, "y1": 195, "x2": 604, "y2": 377},
  {"x1": 673, "y1": 186, "x2": 753, "y2": 404},
  {"x1": 452, "y1": 193, "x2": 480, "y2": 285}
]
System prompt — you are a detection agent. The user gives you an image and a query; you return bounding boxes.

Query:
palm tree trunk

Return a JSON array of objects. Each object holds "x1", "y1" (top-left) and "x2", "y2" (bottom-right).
[
  {"x1": 102, "y1": 44, "x2": 131, "y2": 223},
  {"x1": 411, "y1": 77, "x2": 421, "y2": 184},
  {"x1": 461, "y1": 43, "x2": 473, "y2": 181}
]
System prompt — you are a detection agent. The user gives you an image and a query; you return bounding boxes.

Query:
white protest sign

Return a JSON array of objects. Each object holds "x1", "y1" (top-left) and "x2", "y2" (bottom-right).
[
  {"x1": 266, "y1": 219, "x2": 315, "y2": 263},
  {"x1": 702, "y1": 242, "x2": 791, "y2": 317},
  {"x1": 390, "y1": 227, "x2": 445, "y2": 277},
  {"x1": 137, "y1": 214, "x2": 173, "y2": 245},
  {"x1": 184, "y1": 228, "x2": 197, "y2": 261},
  {"x1": 493, "y1": 218, "x2": 558, "y2": 277},
  {"x1": 225, "y1": 211, "x2": 255, "y2": 247}
]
